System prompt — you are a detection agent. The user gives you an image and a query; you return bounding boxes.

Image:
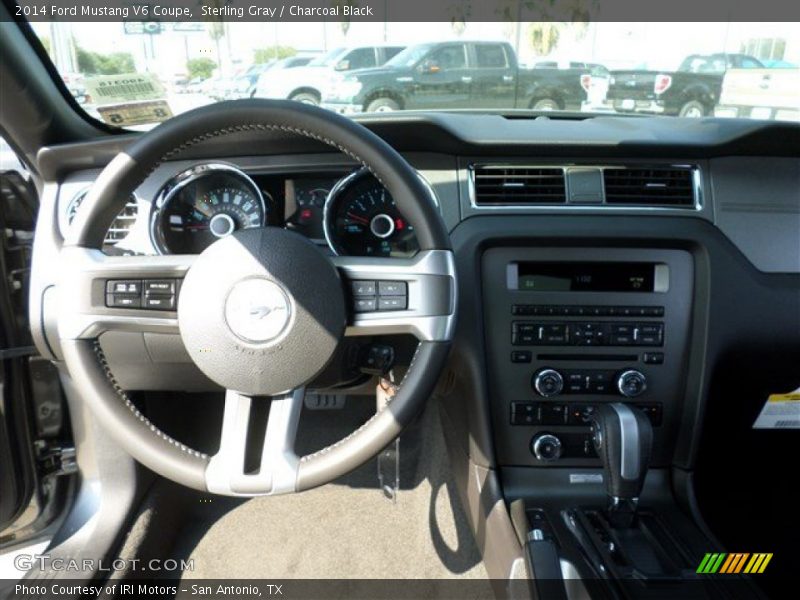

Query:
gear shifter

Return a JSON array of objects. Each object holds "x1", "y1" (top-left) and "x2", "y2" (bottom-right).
[{"x1": 590, "y1": 403, "x2": 653, "y2": 527}]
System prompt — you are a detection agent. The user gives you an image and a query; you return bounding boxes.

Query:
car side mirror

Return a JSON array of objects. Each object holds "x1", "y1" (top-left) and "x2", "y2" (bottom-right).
[
  {"x1": 419, "y1": 60, "x2": 441, "y2": 74},
  {"x1": 335, "y1": 60, "x2": 351, "y2": 71}
]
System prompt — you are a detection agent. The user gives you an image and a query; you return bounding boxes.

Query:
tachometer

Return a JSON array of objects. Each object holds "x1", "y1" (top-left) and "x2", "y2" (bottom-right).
[
  {"x1": 151, "y1": 164, "x2": 267, "y2": 254},
  {"x1": 323, "y1": 169, "x2": 420, "y2": 257}
]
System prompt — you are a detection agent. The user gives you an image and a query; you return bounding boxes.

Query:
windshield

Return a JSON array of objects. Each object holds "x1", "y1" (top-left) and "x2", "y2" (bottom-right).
[
  {"x1": 385, "y1": 44, "x2": 435, "y2": 68},
  {"x1": 308, "y1": 48, "x2": 347, "y2": 67},
  {"x1": 28, "y1": 21, "x2": 799, "y2": 128}
]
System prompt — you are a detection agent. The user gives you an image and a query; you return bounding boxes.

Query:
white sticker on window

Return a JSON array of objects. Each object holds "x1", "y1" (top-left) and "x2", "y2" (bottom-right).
[
  {"x1": 84, "y1": 73, "x2": 165, "y2": 106},
  {"x1": 753, "y1": 388, "x2": 800, "y2": 429},
  {"x1": 97, "y1": 100, "x2": 173, "y2": 127}
]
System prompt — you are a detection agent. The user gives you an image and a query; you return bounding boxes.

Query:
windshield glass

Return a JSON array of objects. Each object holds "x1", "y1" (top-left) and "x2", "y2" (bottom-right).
[
  {"x1": 28, "y1": 21, "x2": 799, "y2": 129},
  {"x1": 385, "y1": 44, "x2": 434, "y2": 68},
  {"x1": 308, "y1": 48, "x2": 347, "y2": 67}
]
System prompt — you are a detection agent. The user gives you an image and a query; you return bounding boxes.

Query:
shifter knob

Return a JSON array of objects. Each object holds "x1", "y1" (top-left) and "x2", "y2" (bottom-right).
[{"x1": 590, "y1": 403, "x2": 653, "y2": 505}]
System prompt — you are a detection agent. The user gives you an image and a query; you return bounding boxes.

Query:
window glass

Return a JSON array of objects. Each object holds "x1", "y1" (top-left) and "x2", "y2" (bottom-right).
[
  {"x1": 429, "y1": 45, "x2": 466, "y2": 69},
  {"x1": 476, "y1": 45, "x2": 508, "y2": 68}
]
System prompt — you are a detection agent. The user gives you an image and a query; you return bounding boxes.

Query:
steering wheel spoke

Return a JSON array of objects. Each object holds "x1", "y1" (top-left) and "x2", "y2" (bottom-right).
[
  {"x1": 58, "y1": 247, "x2": 194, "y2": 340},
  {"x1": 206, "y1": 388, "x2": 304, "y2": 496},
  {"x1": 332, "y1": 249, "x2": 456, "y2": 342}
]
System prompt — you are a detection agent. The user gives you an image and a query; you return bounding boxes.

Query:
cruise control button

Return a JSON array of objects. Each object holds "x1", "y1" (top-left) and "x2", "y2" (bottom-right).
[
  {"x1": 351, "y1": 280, "x2": 376, "y2": 296},
  {"x1": 144, "y1": 280, "x2": 175, "y2": 294},
  {"x1": 107, "y1": 280, "x2": 141, "y2": 295},
  {"x1": 106, "y1": 294, "x2": 141, "y2": 308},
  {"x1": 143, "y1": 295, "x2": 175, "y2": 310}
]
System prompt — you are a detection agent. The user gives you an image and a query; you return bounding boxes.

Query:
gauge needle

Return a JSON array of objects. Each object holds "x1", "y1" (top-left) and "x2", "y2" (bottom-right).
[
  {"x1": 184, "y1": 224, "x2": 209, "y2": 230},
  {"x1": 346, "y1": 212, "x2": 369, "y2": 225}
]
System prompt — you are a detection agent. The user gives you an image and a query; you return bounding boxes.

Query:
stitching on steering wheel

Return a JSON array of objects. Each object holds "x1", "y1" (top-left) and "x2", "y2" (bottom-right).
[
  {"x1": 92, "y1": 341, "x2": 208, "y2": 459},
  {"x1": 134, "y1": 123, "x2": 387, "y2": 193}
]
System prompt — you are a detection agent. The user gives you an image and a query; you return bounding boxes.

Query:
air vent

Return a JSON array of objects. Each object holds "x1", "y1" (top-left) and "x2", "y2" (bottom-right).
[
  {"x1": 603, "y1": 167, "x2": 696, "y2": 207},
  {"x1": 68, "y1": 191, "x2": 138, "y2": 245},
  {"x1": 472, "y1": 166, "x2": 566, "y2": 205}
]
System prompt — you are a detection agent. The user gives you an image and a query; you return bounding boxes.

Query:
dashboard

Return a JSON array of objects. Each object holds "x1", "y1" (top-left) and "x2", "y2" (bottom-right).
[
  {"x1": 62, "y1": 162, "x2": 422, "y2": 259},
  {"x1": 24, "y1": 110, "x2": 800, "y2": 585}
]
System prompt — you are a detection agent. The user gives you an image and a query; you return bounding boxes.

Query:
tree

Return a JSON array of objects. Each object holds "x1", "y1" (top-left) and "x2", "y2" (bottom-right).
[
  {"x1": 332, "y1": 0, "x2": 358, "y2": 37},
  {"x1": 253, "y1": 46, "x2": 297, "y2": 64},
  {"x1": 204, "y1": 0, "x2": 227, "y2": 69},
  {"x1": 76, "y1": 47, "x2": 135, "y2": 75},
  {"x1": 528, "y1": 23, "x2": 561, "y2": 56},
  {"x1": 186, "y1": 58, "x2": 217, "y2": 80}
]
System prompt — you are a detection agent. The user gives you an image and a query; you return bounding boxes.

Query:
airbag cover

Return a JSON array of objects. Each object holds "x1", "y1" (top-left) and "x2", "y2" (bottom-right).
[{"x1": 178, "y1": 228, "x2": 346, "y2": 395}]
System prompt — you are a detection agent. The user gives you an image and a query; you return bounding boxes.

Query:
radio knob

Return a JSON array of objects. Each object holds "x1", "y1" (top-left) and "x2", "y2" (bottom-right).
[
  {"x1": 533, "y1": 369, "x2": 564, "y2": 397},
  {"x1": 531, "y1": 434, "x2": 563, "y2": 461},
  {"x1": 617, "y1": 370, "x2": 647, "y2": 398}
]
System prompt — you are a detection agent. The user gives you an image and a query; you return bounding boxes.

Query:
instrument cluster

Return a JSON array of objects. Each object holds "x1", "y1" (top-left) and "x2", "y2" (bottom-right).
[{"x1": 147, "y1": 163, "x2": 423, "y2": 257}]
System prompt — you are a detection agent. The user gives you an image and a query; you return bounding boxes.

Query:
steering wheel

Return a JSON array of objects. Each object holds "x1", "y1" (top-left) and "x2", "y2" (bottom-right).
[{"x1": 57, "y1": 100, "x2": 456, "y2": 496}]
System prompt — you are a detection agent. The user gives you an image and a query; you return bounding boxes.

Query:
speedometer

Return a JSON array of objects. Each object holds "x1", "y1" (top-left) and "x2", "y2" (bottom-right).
[
  {"x1": 151, "y1": 164, "x2": 267, "y2": 254},
  {"x1": 323, "y1": 169, "x2": 420, "y2": 257}
]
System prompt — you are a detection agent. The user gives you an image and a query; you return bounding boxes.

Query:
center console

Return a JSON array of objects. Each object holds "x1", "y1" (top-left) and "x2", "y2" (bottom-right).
[{"x1": 481, "y1": 247, "x2": 694, "y2": 469}]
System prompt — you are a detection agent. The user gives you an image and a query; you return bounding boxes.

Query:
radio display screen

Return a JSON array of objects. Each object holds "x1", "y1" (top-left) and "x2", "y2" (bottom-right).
[{"x1": 514, "y1": 262, "x2": 657, "y2": 292}]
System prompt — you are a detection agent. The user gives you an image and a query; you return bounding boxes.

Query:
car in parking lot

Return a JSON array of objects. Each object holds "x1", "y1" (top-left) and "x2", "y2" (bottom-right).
[
  {"x1": 605, "y1": 53, "x2": 765, "y2": 117},
  {"x1": 255, "y1": 45, "x2": 405, "y2": 105},
  {"x1": 321, "y1": 41, "x2": 592, "y2": 113}
]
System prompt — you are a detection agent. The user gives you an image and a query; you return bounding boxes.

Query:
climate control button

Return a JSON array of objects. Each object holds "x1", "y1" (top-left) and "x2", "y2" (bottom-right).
[{"x1": 531, "y1": 434, "x2": 563, "y2": 461}]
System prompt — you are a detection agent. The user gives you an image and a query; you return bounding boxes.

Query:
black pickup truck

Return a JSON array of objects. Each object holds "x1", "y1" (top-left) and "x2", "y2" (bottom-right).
[
  {"x1": 605, "y1": 53, "x2": 764, "y2": 117},
  {"x1": 321, "y1": 41, "x2": 590, "y2": 113}
]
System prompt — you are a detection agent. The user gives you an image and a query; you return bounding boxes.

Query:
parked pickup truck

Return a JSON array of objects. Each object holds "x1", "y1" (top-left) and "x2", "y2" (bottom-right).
[
  {"x1": 605, "y1": 53, "x2": 765, "y2": 117},
  {"x1": 714, "y1": 67, "x2": 800, "y2": 121},
  {"x1": 321, "y1": 41, "x2": 591, "y2": 114}
]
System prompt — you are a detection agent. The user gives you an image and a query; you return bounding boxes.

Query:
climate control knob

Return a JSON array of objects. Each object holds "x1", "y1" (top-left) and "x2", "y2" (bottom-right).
[
  {"x1": 533, "y1": 368, "x2": 564, "y2": 397},
  {"x1": 617, "y1": 370, "x2": 647, "y2": 398},
  {"x1": 531, "y1": 434, "x2": 563, "y2": 461}
]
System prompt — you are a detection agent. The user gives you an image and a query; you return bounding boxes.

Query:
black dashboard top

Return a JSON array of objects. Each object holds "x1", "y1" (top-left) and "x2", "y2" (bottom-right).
[{"x1": 37, "y1": 113, "x2": 800, "y2": 180}]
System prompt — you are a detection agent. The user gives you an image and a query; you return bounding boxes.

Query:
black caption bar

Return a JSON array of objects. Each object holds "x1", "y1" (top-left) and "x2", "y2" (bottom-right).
[{"x1": 7, "y1": 0, "x2": 800, "y2": 22}]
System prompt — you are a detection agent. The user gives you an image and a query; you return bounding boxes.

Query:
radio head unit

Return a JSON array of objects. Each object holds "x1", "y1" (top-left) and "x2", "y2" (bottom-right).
[{"x1": 507, "y1": 261, "x2": 669, "y2": 293}]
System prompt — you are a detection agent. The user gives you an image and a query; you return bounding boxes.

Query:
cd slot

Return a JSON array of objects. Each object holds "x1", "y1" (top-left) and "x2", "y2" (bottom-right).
[{"x1": 537, "y1": 353, "x2": 638, "y2": 362}]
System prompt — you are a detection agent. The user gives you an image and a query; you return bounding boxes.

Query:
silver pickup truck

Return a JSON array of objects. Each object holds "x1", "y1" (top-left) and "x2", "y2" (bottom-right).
[{"x1": 715, "y1": 67, "x2": 800, "y2": 120}]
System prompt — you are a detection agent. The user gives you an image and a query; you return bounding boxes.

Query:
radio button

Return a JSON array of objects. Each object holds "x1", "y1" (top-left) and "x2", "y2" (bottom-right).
[
  {"x1": 533, "y1": 369, "x2": 564, "y2": 397},
  {"x1": 511, "y1": 351, "x2": 532, "y2": 363},
  {"x1": 643, "y1": 352, "x2": 664, "y2": 364}
]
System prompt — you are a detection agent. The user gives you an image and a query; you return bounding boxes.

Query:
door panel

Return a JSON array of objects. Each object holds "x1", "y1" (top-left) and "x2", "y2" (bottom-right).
[
  {"x1": 469, "y1": 44, "x2": 517, "y2": 108},
  {"x1": 407, "y1": 44, "x2": 471, "y2": 109}
]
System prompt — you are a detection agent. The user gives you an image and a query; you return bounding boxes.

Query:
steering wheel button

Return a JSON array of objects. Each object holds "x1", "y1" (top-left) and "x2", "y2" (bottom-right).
[
  {"x1": 106, "y1": 293, "x2": 141, "y2": 308},
  {"x1": 354, "y1": 297, "x2": 377, "y2": 312},
  {"x1": 144, "y1": 279, "x2": 175, "y2": 294},
  {"x1": 144, "y1": 295, "x2": 176, "y2": 310},
  {"x1": 378, "y1": 296, "x2": 407, "y2": 311},
  {"x1": 378, "y1": 281, "x2": 406, "y2": 296},
  {"x1": 106, "y1": 279, "x2": 141, "y2": 295},
  {"x1": 351, "y1": 280, "x2": 376, "y2": 296}
]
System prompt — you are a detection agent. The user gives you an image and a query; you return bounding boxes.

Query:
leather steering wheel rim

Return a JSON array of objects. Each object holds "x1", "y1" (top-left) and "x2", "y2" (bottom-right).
[{"x1": 58, "y1": 99, "x2": 454, "y2": 495}]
